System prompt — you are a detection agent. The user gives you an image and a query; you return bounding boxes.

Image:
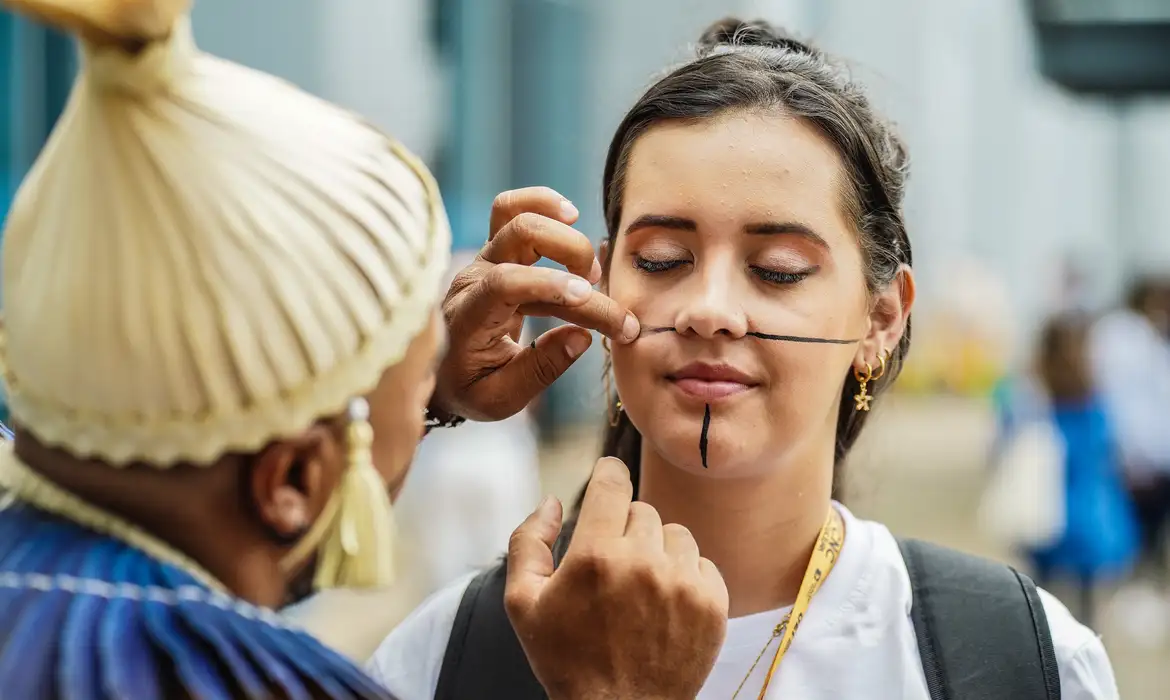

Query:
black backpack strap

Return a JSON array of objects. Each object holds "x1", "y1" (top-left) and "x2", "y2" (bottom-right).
[
  {"x1": 897, "y1": 538, "x2": 1061, "y2": 700},
  {"x1": 433, "y1": 562, "x2": 547, "y2": 700},
  {"x1": 434, "y1": 526, "x2": 583, "y2": 700}
]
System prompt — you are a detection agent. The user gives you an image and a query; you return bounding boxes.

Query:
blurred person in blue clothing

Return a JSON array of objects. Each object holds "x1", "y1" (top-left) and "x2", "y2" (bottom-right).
[
  {"x1": 1030, "y1": 314, "x2": 1139, "y2": 626},
  {"x1": 1090, "y1": 277, "x2": 1170, "y2": 579}
]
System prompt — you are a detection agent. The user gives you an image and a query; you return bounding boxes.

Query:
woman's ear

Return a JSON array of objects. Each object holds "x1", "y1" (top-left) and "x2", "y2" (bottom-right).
[
  {"x1": 247, "y1": 424, "x2": 345, "y2": 542},
  {"x1": 855, "y1": 265, "x2": 915, "y2": 365}
]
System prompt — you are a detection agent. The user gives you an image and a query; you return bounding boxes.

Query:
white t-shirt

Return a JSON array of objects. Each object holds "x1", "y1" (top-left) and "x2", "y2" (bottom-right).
[{"x1": 367, "y1": 505, "x2": 1119, "y2": 699}]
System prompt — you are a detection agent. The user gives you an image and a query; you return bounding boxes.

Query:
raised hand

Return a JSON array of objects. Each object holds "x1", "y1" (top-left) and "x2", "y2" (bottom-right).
[
  {"x1": 505, "y1": 458, "x2": 728, "y2": 700},
  {"x1": 433, "y1": 187, "x2": 640, "y2": 422}
]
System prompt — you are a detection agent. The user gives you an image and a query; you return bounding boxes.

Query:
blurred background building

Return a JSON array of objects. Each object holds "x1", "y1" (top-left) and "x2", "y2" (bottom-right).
[{"x1": 4, "y1": 0, "x2": 1170, "y2": 695}]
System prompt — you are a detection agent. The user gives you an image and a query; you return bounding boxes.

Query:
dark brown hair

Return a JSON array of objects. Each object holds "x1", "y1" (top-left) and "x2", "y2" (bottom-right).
[
  {"x1": 1036, "y1": 314, "x2": 1092, "y2": 405},
  {"x1": 594, "y1": 18, "x2": 913, "y2": 505}
]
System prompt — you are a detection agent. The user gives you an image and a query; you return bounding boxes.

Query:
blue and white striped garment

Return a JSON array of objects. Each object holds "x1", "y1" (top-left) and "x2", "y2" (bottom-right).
[{"x1": 0, "y1": 501, "x2": 395, "y2": 699}]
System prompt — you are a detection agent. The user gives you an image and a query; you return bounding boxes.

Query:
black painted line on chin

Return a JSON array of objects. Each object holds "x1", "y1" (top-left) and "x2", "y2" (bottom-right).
[{"x1": 700, "y1": 403, "x2": 711, "y2": 469}]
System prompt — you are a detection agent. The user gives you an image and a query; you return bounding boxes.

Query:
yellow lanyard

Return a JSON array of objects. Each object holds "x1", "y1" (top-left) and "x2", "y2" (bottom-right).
[{"x1": 755, "y1": 506, "x2": 845, "y2": 699}]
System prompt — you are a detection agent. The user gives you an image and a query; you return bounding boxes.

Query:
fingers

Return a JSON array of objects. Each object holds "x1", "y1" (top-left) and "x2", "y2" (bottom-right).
[
  {"x1": 624, "y1": 501, "x2": 664, "y2": 549},
  {"x1": 520, "y1": 294, "x2": 640, "y2": 344},
  {"x1": 505, "y1": 496, "x2": 565, "y2": 623},
  {"x1": 663, "y1": 523, "x2": 700, "y2": 569},
  {"x1": 699, "y1": 557, "x2": 731, "y2": 614},
  {"x1": 571, "y1": 457, "x2": 635, "y2": 543},
  {"x1": 490, "y1": 186, "x2": 579, "y2": 238},
  {"x1": 482, "y1": 211, "x2": 600, "y2": 282},
  {"x1": 504, "y1": 323, "x2": 594, "y2": 392},
  {"x1": 450, "y1": 325, "x2": 592, "y2": 420},
  {"x1": 461, "y1": 264, "x2": 594, "y2": 331}
]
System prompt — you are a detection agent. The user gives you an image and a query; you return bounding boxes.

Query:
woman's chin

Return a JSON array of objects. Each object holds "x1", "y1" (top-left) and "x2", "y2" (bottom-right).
[{"x1": 645, "y1": 433, "x2": 765, "y2": 478}]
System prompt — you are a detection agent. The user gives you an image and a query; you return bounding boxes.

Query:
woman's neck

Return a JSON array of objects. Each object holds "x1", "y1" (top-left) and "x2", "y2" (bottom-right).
[{"x1": 637, "y1": 448, "x2": 834, "y2": 618}]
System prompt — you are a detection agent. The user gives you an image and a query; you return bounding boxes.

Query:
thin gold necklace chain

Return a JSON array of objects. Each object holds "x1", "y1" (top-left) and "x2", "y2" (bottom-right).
[{"x1": 730, "y1": 614, "x2": 791, "y2": 700}]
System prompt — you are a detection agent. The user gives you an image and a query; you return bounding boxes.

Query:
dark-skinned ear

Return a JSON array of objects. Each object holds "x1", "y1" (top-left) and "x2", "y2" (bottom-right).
[{"x1": 247, "y1": 424, "x2": 344, "y2": 543}]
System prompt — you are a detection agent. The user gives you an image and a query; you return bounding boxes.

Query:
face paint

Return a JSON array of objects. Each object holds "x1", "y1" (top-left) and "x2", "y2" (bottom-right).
[
  {"x1": 642, "y1": 326, "x2": 859, "y2": 345},
  {"x1": 700, "y1": 404, "x2": 711, "y2": 468},
  {"x1": 639, "y1": 324, "x2": 861, "y2": 471},
  {"x1": 746, "y1": 331, "x2": 859, "y2": 345}
]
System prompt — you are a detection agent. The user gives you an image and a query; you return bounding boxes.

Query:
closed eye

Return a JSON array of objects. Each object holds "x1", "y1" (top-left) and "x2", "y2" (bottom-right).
[
  {"x1": 751, "y1": 266, "x2": 816, "y2": 285},
  {"x1": 634, "y1": 256, "x2": 689, "y2": 274}
]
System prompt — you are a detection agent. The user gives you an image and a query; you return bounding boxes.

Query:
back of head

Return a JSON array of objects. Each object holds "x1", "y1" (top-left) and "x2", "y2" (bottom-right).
[
  {"x1": 1036, "y1": 314, "x2": 1091, "y2": 404},
  {"x1": 0, "y1": 0, "x2": 451, "y2": 466},
  {"x1": 598, "y1": 17, "x2": 912, "y2": 502}
]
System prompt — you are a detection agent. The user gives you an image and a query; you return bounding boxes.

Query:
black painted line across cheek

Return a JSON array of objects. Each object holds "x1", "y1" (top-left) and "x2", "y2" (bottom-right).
[
  {"x1": 746, "y1": 331, "x2": 860, "y2": 345},
  {"x1": 642, "y1": 326, "x2": 677, "y2": 336},
  {"x1": 700, "y1": 403, "x2": 711, "y2": 469},
  {"x1": 638, "y1": 325, "x2": 858, "y2": 345}
]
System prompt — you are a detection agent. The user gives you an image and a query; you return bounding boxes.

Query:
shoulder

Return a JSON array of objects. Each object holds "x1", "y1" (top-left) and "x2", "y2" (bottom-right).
[
  {"x1": 1036, "y1": 588, "x2": 1121, "y2": 700},
  {"x1": 365, "y1": 571, "x2": 477, "y2": 700}
]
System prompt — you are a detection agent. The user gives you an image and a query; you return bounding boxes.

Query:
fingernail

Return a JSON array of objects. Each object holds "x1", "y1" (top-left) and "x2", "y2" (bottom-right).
[
  {"x1": 565, "y1": 276, "x2": 592, "y2": 303},
  {"x1": 589, "y1": 257, "x2": 602, "y2": 284},
  {"x1": 560, "y1": 199, "x2": 578, "y2": 219},
  {"x1": 622, "y1": 313, "x2": 640, "y2": 343},
  {"x1": 538, "y1": 494, "x2": 559, "y2": 518},
  {"x1": 564, "y1": 331, "x2": 591, "y2": 360}
]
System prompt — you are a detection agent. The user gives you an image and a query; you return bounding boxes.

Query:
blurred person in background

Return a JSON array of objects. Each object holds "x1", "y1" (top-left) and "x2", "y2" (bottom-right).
[
  {"x1": 1028, "y1": 314, "x2": 1139, "y2": 628},
  {"x1": 1090, "y1": 275, "x2": 1170, "y2": 645},
  {"x1": 0, "y1": 1, "x2": 733, "y2": 698},
  {"x1": 370, "y1": 19, "x2": 1117, "y2": 700},
  {"x1": 1091, "y1": 277, "x2": 1170, "y2": 571}
]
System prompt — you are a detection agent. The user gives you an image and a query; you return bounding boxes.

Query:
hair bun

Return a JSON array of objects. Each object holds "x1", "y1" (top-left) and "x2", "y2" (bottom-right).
[{"x1": 697, "y1": 17, "x2": 813, "y2": 57}]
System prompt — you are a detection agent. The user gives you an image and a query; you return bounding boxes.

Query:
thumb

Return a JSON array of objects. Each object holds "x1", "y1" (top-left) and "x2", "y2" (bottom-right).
[
  {"x1": 484, "y1": 325, "x2": 593, "y2": 417},
  {"x1": 504, "y1": 495, "x2": 564, "y2": 626}
]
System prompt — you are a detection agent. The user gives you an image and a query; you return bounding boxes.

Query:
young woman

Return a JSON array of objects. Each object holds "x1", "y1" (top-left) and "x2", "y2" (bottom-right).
[{"x1": 368, "y1": 18, "x2": 1119, "y2": 699}]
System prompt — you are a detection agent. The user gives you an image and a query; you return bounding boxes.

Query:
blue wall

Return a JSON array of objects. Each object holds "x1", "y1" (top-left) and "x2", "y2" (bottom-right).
[
  {"x1": 1, "y1": 11, "x2": 74, "y2": 222},
  {"x1": 0, "y1": 11, "x2": 75, "y2": 422}
]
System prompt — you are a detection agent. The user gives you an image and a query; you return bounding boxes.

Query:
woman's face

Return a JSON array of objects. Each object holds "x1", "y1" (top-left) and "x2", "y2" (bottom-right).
[{"x1": 606, "y1": 112, "x2": 889, "y2": 477}]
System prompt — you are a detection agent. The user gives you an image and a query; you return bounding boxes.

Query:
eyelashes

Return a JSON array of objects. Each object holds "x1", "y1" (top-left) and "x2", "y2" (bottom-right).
[
  {"x1": 751, "y1": 266, "x2": 811, "y2": 284},
  {"x1": 633, "y1": 257, "x2": 685, "y2": 274},
  {"x1": 632, "y1": 256, "x2": 814, "y2": 285}
]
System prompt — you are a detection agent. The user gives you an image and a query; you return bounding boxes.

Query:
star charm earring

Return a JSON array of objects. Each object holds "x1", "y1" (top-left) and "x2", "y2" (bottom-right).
[{"x1": 853, "y1": 362, "x2": 874, "y2": 412}]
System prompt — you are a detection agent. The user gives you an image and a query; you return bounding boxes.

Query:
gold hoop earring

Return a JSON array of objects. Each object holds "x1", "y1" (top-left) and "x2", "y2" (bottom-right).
[
  {"x1": 601, "y1": 336, "x2": 623, "y2": 427},
  {"x1": 870, "y1": 349, "x2": 889, "y2": 382},
  {"x1": 853, "y1": 362, "x2": 874, "y2": 412}
]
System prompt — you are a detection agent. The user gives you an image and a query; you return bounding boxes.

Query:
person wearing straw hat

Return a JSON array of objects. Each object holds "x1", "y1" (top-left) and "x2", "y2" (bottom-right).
[{"x1": 0, "y1": 1, "x2": 728, "y2": 698}]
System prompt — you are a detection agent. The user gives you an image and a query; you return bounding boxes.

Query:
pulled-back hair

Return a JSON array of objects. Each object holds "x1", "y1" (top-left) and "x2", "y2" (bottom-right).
[{"x1": 593, "y1": 17, "x2": 913, "y2": 506}]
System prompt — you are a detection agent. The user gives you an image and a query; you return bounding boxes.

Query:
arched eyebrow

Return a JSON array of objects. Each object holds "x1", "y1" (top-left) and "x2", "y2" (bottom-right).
[
  {"x1": 624, "y1": 214, "x2": 696, "y2": 235},
  {"x1": 624, "y1": 214, "x2": 828, "y2": 250}
]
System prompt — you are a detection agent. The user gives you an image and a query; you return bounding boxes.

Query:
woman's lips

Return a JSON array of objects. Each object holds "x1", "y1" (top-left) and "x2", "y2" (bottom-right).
[{"x1": 670, "y1": 378, "x2": 753, "y2": 400}]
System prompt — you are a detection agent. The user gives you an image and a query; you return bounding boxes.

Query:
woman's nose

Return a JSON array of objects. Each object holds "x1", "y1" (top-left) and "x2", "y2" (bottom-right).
[{"x1": 673, "y1": 266, "x2": 749, "y2": 339}]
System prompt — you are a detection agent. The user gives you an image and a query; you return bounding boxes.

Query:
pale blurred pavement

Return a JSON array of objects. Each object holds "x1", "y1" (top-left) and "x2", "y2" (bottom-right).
[{"x1": 540, "y1": 396, "x2": 1167, "y2": 700}]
